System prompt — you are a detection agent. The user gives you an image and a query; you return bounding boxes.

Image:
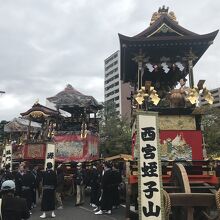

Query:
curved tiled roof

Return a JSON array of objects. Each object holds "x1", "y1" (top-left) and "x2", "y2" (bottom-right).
[{"x1": 47, "y1": 84, "x2": 103, "y2": 113}]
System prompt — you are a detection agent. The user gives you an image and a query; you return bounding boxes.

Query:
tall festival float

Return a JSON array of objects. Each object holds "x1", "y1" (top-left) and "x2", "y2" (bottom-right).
[
  {"x1": 2, "y1": 84, "x2": 102, "y2": 172},
  {"x1": 119, "y1": 6, "x2": 220, "y2": 220}
]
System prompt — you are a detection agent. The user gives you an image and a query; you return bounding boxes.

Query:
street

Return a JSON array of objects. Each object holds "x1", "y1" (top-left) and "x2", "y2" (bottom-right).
[{"x1": 30, "y1": 195, "x2": 126, "y2": 220}]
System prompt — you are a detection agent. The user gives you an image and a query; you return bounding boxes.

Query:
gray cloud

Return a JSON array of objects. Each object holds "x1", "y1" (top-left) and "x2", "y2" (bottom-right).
[{"x1": 0, "y1": 0, "x2": 219, "y2": 120}]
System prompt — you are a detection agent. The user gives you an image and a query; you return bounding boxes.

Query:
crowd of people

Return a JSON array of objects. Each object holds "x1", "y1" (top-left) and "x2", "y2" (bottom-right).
[{"x1": 0, "y1": 160, "x2": 123, "y2": 219}]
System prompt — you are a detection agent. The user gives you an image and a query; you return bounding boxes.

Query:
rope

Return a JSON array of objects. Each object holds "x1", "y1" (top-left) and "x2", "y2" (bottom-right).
[
  {"x1": 163, "y1": 189, "x2": 171, "y2": 220},
  {"x1": 215, "y1": 188, "x2": 220, "y2": 220}
]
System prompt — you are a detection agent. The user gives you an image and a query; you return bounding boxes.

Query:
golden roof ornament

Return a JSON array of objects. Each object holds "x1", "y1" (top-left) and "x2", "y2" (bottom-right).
[
  {"x1": 134, "y1": 83, "x2": 160, "y2": 106},
  {"x1": 150, "y1": 6, "x2": 178, "y2": 25},
  {"x1": 29, "y1": 111, "x2": 48, "y2": 118},
  {"x1": 186, "y1": 80, "x2": 214, "y2": 105},
  {"x1": 202, "y1": 87, "x2": 214, "y2": 104},
  {"x1": 34, "y1": 98, "x2": 39, "y2": 105},
  {"x1": 186, "y1": 87, "x2": 199, "y2": 104},
  {"x1": 135, "y1": 87, "x2": 149, "y2": 105}
]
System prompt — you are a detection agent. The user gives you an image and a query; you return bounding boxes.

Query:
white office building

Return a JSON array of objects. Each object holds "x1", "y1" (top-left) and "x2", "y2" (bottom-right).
[{"x1": 104, "y1": 51, "x2": 132, "y2": 118}]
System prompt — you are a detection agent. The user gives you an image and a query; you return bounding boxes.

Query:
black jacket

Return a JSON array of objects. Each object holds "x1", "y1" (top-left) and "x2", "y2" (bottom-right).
[{"x1": 1, "y1": 195, "x2": 30, "y2": 220}]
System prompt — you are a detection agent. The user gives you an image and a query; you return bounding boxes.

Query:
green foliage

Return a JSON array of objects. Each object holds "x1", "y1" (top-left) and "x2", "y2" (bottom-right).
[
  {"x1": 98, "y1": 101, "x2": 131, "y2": 157},
  {"x1": 201, "y1": 106, "x2": 220, "y2": 156}
]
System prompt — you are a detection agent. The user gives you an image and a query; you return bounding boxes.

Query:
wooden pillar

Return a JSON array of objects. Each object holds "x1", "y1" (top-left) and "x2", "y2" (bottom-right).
[
  {"x1": 187, "y1": 49, "x2": 197, "y2": 88},
  {"x1": 133, "y1": 49, "x2": 146, "y2": 91},
  {"x1": 138, "y1": 61, "x2": 144, "y2": 90},
  {"x1": 188, "y1": 59, "x2": 194, "y2": 88}
]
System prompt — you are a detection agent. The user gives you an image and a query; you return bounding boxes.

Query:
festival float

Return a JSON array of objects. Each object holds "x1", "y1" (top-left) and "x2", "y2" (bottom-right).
[
  {"x1": 2, "y1": 84, "x2": 102, "y2": 169},
  {"x1": 119, "y1": 6, "x2": 220, "y2": 220}
]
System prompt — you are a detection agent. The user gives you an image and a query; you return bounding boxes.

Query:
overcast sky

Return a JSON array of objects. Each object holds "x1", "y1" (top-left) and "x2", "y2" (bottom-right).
[{"x1": 0, "y1": 0, "x2": 219, "y2": 121}]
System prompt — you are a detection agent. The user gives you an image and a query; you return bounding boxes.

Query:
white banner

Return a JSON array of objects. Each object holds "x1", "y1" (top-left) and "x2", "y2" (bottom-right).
[
  {"x1": 1, "y1": 149, "x2": 6, "y2": 169},
  {"x1": 137, "y1": 112, "x2": 163, "y2": 220},
  {"x1": 44, "y1": 143, "x2": 55, "y2": 170},
  {"x1": 5, "y1": 144, "x2": 12, "y2": 171}
]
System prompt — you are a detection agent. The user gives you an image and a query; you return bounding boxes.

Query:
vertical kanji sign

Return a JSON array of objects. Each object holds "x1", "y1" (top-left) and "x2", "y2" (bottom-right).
[
  {"x1": 137, "y1": 112, "x2": 164, "y2": 220},
  {"x1": 44, "y1": 143, "x2": 55, "y2": 170},
  {"x1": 5, "y1": 144, "x2": 12, "y2": 171},
  {"x1": 1, "y1": 148, "x2": 6, "y2": 169}
]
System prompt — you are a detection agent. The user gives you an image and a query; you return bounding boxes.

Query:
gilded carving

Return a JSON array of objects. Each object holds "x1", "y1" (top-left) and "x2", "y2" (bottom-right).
[{"x1": 159, "y1": 115, "x2": 196, "y2": 130}]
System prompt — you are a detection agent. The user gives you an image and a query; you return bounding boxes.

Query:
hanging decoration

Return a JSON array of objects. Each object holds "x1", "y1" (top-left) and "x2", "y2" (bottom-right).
[
  {"x1": 175, "y1": 62, "x2": 184, "y2": 71},
  {"x1": 186, "y1": 87, "x2": 199, "y2": 104},
  {"x1": 186, "y1": 80, "x2": 214, "y2": 105},
  {"x1": 201, "y1": 87, "x2": 214, "y2": 104},
  {"x1": 134, "y1": 86, "x2": 160, "y2": 105},
  {"x1": 161, "y1": 62, "x2": 170, "y2": 73},
  {"x1": 81, "y1": 122, "x2": 88, "y2": 139},
  {"x1": 146, "y1": 63, "x2": 154, "y2": 72},
  {"x1": 146, "y1": 61, "x2": 185, "y2": 74}
]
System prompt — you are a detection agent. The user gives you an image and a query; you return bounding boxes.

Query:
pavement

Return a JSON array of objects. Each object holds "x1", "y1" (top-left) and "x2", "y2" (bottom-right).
[{"x1": 29, "y1": 195, "x2": 126, "y2": 220}]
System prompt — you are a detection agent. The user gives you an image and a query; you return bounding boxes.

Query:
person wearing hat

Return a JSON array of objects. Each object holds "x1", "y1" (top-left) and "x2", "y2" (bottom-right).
[
  {"x1": 40, "y1": 162, "x2": 57, "y2": 219},
  {"x1": 0, "y1": 180, "x2": 30, "y2": 220}
]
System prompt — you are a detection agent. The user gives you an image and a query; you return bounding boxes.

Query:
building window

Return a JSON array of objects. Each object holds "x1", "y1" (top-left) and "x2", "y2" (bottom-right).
[
  {"x1": 211, "y1": 89, "x2": 218, "y2": 94},
  {"x1": 105, "y1": 74, "x2": 119, "y2": 84},
  {"x1": 115, "y1": 89, "x2": 119, "y2": 93},
  {"x1": 105, "y1": 67, "x2": 119, "y2": 78},
  {"x1": 115, "y1": 96, "x2": 119, "y2": 101}
]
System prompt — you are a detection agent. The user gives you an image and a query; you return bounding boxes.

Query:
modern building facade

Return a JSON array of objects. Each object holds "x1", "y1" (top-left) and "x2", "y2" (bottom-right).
[
  {"x1": 199, "y1": 87, "x2": 220, "y2": 108},
  {"x1": 104, "y1": 51, "x2": 132, "y2": 118}
]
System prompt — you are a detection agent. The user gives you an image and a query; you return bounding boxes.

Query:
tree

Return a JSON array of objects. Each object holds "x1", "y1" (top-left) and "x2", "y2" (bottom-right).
[
  {"x1": 98, "y1": 101, "x2": 131, "y2": 157},
  {"x1": 201, "y1": 106, "x2": 220, "y2": 156}
]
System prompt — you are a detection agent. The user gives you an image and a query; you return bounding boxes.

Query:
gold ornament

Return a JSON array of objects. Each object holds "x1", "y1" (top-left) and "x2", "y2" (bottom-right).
[
  {"x1": 202, "y1": 87, "x2": 214, "y2": 104},
  {"x1": 134, "y1": 86, "x2": 160, "y2": 105},
  {"x1": 29, "y1": 111, "x2": 48, "y2": 118},
  {"x1": 134, "y1": 87, "x2": 149, "y2": 105},
  {"x1": 81, "y1": 122, "x2": 88, "y2": 139},
  {"x1": 186, "y1": 81, "x2": 214, "y2": 105},
  {"x1": 186, "y1": 87, "x2": 199, "y2": 104}
]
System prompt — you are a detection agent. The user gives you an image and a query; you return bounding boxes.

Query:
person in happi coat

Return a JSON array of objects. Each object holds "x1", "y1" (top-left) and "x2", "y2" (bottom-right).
[
  {"x1": 95, "y1": 162, "x2": 114, "y2": 215},
  {"x1": 14, "y1": 163, "x2": 25, "y2": 197},
  {"x1": 0, "y1": 164, "x2": 14, "y2": 188},
  {"x1": 20, "y1": 164, "x2": 35, "y2": 214},
  {"x1": 89, "y1": 164, "x2": 101, "y2": 209},
  {"x1": 75, "y1": 162, "x2": 86, "y2": 206},
  {"x1": 31, "y1": 165, "x2": 41, "y2": 208},
  {"x1": 40, "y1": 162, "x2": 57, "y2": 219},
  {"x1": 112, "y1": 163, "x2": 122, "y2": 209},
  {"x1": 56, "y1": 165, "x2": 64, "y2": 209}
]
